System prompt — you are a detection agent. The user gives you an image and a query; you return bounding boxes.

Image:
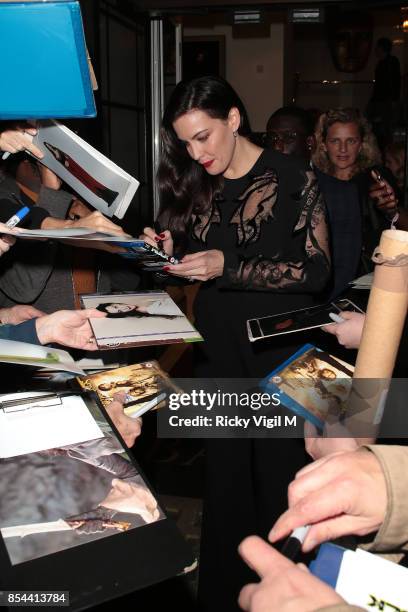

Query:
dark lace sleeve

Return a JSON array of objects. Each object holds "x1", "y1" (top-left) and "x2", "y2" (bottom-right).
[{"x1": 218, "y1": 170, "x2": 331, "y2": 293}]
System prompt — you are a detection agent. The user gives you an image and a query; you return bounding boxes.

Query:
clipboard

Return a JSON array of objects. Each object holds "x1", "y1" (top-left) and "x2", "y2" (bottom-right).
[{"x1": 0, "y1": 388, "x2": 195, "y2": 610}]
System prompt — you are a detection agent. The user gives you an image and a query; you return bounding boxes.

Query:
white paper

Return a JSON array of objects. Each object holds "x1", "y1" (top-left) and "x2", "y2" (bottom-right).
[
  {"x1": 0, "y1": 393, "x2": 104, "y2": 458},
  {"x1": 1, "y1": 226, "x2": 143, "y2": 245},
  {"x1": 0, "y1": 339, "x2": 85, "y2": 375},
  {"x1": 336, "y1": 548, "x2": 408, "y2": 610}
]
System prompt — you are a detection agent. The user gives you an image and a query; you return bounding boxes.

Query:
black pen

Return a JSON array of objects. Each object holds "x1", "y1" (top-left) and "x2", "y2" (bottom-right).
[{"x1": 280, "y1": 525, "x2": 311, "y2": 560}]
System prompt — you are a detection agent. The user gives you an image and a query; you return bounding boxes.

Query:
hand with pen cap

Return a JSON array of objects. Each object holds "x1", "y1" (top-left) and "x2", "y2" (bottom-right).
[
  {"x1": 35, "y1": 308, "x2": 106, "y2": 349},
  {"x1": 141, "y1": 227, "x2": 174, "y2": 256},
  {"x1": 322, "y1": 311, "x2": 365, "y2": 349},
  {"x1": 238, "y1": 536, "x2": 343, "y2": 612},
  {"x1": 0, "y1": 123, "x2": 43, "y2": 159},
  {"x1": 268, "y1": 448, "x2": 387, "y2": 554}
]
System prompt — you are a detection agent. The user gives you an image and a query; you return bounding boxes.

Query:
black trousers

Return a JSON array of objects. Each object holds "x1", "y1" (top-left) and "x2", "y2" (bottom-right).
[{"x1": 193, "y1": 317, "x2": 310, "y2": 612}]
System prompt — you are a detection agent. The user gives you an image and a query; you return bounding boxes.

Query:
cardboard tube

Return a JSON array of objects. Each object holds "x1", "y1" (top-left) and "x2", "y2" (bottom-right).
[
  {"x1": 345, "y1": 230, "x2": 408, "y2": 437},
  {"x1": 355, "y1": 230, "x2": 408, "y2": 379}
]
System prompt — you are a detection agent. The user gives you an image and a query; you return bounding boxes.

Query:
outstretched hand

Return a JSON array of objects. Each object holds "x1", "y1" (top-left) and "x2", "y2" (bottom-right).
[
  {"x1": 322, "y1": 311, "x2": 365, "y2": 349},
  {"x1": 35, "y1": 308, "x2": 106, "y2": 349}
]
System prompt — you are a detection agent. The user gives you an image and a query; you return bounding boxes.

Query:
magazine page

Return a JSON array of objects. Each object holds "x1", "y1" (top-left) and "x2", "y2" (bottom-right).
[
  {"x1": 32, "y1": 121, "x2": 139, "y2": 219},
  {"x1": 0, "y1": 339, "x2": 85, "y2": 375}
]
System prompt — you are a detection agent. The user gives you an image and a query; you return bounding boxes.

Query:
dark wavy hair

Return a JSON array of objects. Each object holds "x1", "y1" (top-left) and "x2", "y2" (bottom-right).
[
  {"x1": 95, "y1": 302, "x2": 178, "y2": 320},
  {"x1": 157, "y1": 76, "x2": 251, "y2": 247},
  {"x1": 95, "y1": 303, "x2": 142, "y2": 318}
]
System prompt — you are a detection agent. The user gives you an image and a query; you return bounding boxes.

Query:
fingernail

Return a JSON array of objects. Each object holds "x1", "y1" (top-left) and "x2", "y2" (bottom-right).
[
  {"x1": 154, "y1": 236, "x2": 161, "y2": 242},
  {"x1": 159, "y1": 232, "x2": 165, "y2": 238},
  {"x1": 162, "y1": 266, "x2": 170, "y2": 271},
  {"x1": 303, "y1": 538, "x2": 317, "y2": 552},
  {"x1": 268, "y1": 528, "x2": 277, "y2": 541}
]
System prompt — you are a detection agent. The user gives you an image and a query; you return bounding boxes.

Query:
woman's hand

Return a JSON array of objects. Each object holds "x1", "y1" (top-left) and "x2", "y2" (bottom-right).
[
  {"x1": 0, "y1": 125, "x2": 43, "y2": 159},
  {"x1": 164, "y1": 250, "x2": 224, "y2": 282},
  {"x1": 322, "y1": 311, "x2": 365, "y2": 349},
  {"x1": 369, "y1": 171, "x2": 398, "y2": 218},
  {"x1": 141, "y1": 227, "x2": 174, "y2": 256}
]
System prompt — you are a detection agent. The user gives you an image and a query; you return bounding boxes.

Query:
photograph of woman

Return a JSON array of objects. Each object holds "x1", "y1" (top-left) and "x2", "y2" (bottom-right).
[
  {"x1": 141, "y1": 76, "x2": 331, "y2": 611},
  {"x1": 95, "y1": 299, "x2": 183, "y2": 319},
  {"x1": 81, "y1": 292, "x2": 201, "y2": 347}
]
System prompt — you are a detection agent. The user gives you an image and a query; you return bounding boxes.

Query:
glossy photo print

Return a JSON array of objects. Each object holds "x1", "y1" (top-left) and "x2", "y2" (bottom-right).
[
  {"x1": 81, "y1": 291, "x2": 202, "y2": 349},
  {"x1": 0, "y1": 400, "x2": 163, "y2": 565},
  {"x1": 262, "y1": 344, "x2": 354, "y2": 429}
]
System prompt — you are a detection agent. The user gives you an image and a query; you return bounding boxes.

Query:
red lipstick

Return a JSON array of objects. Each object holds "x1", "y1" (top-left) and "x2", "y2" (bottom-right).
[{"x1": 202, "y1": 160, "x2": 214, "y2": 169}]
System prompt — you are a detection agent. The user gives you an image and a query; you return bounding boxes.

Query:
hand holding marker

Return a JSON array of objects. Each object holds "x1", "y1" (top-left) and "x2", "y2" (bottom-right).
[
  {"x1": 280, "y1": 525, "x2": 311, "y2": 560},
  {"x1": 329, "y1": 312, "x2": 345, "y2": 324},
  {"x1": 5, "y1": 206, "x2": 30, "y2": 228}
]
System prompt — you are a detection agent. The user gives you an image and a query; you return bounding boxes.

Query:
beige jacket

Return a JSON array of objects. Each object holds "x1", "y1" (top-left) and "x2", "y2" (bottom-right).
[{"x1": 316, "y1": 444, "x2": 408, "y2": 612}]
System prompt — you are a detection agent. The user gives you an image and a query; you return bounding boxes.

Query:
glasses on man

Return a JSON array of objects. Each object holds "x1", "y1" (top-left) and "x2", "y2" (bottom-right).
[{"x1": 264, "y1": 130, "x2": 301, "y2": 146}]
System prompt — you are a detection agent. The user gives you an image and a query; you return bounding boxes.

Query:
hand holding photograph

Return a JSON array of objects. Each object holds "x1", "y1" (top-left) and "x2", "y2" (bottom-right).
[
  {"x1": 81, "y1": 291, "x2": 203, "y2": 349},
  {"x1": 247, "y1": 298, "x2": 365, "y2": 342},
  {"x1": 261, "y1": 344, "x2": 354, "y2": 430},
  {"x1": 77, "y1": 361, "x2": 180, "y2": 418}
]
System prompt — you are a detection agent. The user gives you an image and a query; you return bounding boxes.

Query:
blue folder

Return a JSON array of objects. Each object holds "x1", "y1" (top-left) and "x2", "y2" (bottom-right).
[
  {"x1": 0, "y1": 1, "x2": 96, "y2": 118},
  {"x1": 309, "y1": 542, "x2": 346, "y2": 588}
]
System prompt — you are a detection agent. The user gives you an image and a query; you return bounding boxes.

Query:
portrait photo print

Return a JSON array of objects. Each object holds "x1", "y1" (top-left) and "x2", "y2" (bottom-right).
[{"x1": 81, "y1": 291, "x2": 203, "y2": 349}]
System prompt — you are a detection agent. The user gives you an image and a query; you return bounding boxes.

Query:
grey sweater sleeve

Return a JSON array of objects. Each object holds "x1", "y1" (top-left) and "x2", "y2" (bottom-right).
[{"x1": 0, "y1": 188, "x2": 73, "y2": 305}]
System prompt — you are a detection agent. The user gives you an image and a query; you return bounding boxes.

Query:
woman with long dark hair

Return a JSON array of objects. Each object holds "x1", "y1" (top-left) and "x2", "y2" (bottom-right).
[{"x1": 143, "y1": 76, "x2": 331, "y2": 611}]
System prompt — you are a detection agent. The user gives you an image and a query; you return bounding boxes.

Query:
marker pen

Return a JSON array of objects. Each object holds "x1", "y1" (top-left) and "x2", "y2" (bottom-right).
[
  {"x1": 280, "y1": 525, "x2": 311, "y2": 560},
  {"x1": 5, "y1": 206, "x2": 30, "y2": 228}
]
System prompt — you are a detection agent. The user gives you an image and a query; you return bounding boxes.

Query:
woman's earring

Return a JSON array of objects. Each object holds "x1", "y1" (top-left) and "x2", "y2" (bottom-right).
[{"x1": 233, "y1": 130, "x2": 238, "y2": 138}]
